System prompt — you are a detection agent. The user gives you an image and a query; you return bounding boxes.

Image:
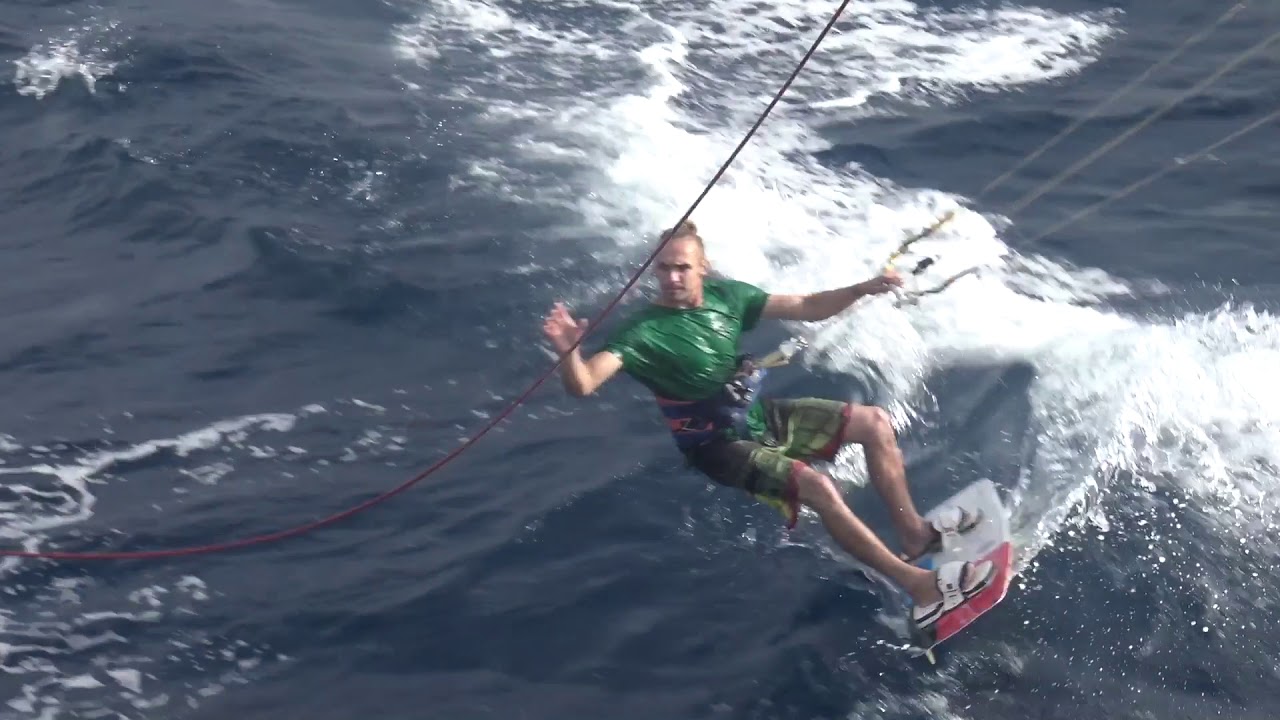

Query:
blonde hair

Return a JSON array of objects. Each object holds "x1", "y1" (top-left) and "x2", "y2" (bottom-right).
[
  {"x1": 658, "y1": 219, "x2": 711, "y2": 272},
  {"x1": 660, "y1": 220, "x2": 703, "y2": 250}
]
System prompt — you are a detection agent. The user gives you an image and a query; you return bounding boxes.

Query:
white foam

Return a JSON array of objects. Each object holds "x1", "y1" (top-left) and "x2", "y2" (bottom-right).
[
  {"x1": 1024, "y1": 304, "x2": 1280, "y2": 550},
  {"x1": 618, "y1": 0, "x2": 1119, "y2": 117},
  {"x1": 106, "y1": 668, "x2": 142, "y2": 694},
  {"x1": 179, "y1": 462, "x2": 235, "y2": 486},
  {"x1": 0, "y1": 413, "x2": 298, "y2": 540},
  {"x1": 1, "y1": 570, "x2": 272, "y2": 716},
  {"x1": 0, "y1": 396, "x2": 416, "y2": 565},
  {"x1": 12, "y1": 18, "x2": 124, "y2": 100},
  {"x1": 392, "y1": 0, "x2": 620, "y2": 75}
]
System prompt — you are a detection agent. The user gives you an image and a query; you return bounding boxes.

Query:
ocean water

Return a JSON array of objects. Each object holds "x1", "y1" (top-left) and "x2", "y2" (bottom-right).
[{"x1": 2, "y1": 0, "x2": 1280, "y2": 717}]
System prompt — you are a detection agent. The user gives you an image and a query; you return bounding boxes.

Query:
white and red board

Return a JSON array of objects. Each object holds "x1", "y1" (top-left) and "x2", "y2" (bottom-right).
[{"x1": 908, "y1": 478, "x2": 1015, "y2": 654}]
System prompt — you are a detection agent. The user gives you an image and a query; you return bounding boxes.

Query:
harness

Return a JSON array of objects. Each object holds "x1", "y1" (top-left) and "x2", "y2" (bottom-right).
[
  {"x1": 654, "y1": 355, "x2": 766, "y2": 451},
  {"x1": 653, "y1": 336, "x2": 808, "y2": 452}
]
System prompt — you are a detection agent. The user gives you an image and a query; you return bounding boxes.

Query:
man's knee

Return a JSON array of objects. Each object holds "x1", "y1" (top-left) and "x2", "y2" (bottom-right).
[
  {"x1": 843, "y1": 405, "x2": 896, "y2": 446},
  {"x1": 792, "y1": 463, "x2": 843, "y2": 512}
]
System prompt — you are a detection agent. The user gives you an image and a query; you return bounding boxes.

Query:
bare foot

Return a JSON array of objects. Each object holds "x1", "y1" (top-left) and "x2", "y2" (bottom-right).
[
  {"x1": 902, "y1": 566, "x2": 944, "y2": 606},
  {"x1": 898, "y1": 517, "x2": 939, "y2": 561}
]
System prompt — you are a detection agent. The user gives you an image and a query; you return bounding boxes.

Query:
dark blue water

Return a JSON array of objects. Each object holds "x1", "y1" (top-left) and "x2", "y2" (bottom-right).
[{"x1": 3, "y1": 0, "x2": 1279, "y2": 717}]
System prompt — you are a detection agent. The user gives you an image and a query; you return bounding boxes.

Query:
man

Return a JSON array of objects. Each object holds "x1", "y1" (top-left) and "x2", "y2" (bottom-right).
[{"x1": 540, "y1": 220, "x2": 992, "y2": 630}]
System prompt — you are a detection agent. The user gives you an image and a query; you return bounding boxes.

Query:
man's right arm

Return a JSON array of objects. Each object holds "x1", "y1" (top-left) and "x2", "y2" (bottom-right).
[{"x1": 559, "y1": 348, "x2": 623, "y2": 397}]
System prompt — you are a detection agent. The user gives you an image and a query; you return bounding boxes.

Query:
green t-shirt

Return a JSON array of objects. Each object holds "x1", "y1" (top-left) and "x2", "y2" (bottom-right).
[{"x1": 602, "y1": 277, "x2": 769, "y2": 401}]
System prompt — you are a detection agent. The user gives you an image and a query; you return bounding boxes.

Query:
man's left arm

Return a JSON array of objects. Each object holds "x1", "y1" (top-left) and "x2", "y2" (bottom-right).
[{"x1": 760, "y1": 271, "x2": 902, "y2": 322}]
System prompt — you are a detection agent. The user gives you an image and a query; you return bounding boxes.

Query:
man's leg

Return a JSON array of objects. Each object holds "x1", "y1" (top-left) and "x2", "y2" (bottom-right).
[
  {"x1": 687, "y1": 437, "x2": 992, "y2": 616},
  {"x1": 837, "y1": 405, "x2": 937, "y2": 559},
  {"x1": 761, "y1": 399, "x2": 936, "y2": 558},
  {"x1": 688, "y1": 437, "x2": 943, "y2": 606},
  {"x1": 790, "y1": 460, "x2": 944, "y2": 606}
]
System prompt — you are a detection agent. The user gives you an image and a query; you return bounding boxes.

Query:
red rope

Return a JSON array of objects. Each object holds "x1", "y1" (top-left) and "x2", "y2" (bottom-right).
[{"x1": 0, "y1": 0, "x2": 856, "y2": 561}]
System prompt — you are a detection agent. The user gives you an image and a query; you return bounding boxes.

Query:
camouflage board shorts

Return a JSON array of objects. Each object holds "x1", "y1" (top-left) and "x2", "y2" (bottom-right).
[{"x1": 684, "y1": 398, "x2": 852, "y2": 527}]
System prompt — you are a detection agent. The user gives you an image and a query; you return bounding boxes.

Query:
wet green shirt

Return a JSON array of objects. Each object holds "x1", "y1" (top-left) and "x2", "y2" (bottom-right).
[
  {"x1": 603, "y1": 277, "x2": 768, "y2": 399},
  {"x1": 602, "y1": 277, "x2": 771, "y2": 439}
]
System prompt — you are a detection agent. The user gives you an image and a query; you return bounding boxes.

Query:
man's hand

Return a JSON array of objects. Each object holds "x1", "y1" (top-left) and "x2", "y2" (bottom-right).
[
  {"x1": 858, "y1": 268, "x2": 904, "y2": 297},
  {"x1": 541, "y1": 302, "x2": 624, "y2": 396},
  {"x1": 542, "y1": 302, "x2": 590, "y2": 356}
]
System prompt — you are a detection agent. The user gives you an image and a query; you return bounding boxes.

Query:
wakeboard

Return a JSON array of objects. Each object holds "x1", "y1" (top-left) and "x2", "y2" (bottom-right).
[{"x1": 907, "y1": 478, "x2": 1015, "y2": 660}]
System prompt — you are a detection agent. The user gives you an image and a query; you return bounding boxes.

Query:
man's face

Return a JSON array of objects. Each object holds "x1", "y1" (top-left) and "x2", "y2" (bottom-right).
[{"x1": 654, "y1": 236, "x2": 706, "y2": 307}]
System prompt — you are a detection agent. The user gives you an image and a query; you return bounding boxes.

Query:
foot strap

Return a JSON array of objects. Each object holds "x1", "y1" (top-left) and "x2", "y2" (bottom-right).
[
  {"x1": 931, "y1": 505, "x2": 982, "y2": 541},
  {"x1": 910, "y1": 559, "x2": 994, "y2": 629}
]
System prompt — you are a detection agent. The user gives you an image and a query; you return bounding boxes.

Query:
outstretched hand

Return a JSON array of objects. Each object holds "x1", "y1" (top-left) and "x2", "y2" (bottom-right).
[
  {"x1": 542, "y1": 302, "x2": 590, "y2": 355},
  {"x1": 860, "y1": 268, "x2": 904, "y2": 297}
]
